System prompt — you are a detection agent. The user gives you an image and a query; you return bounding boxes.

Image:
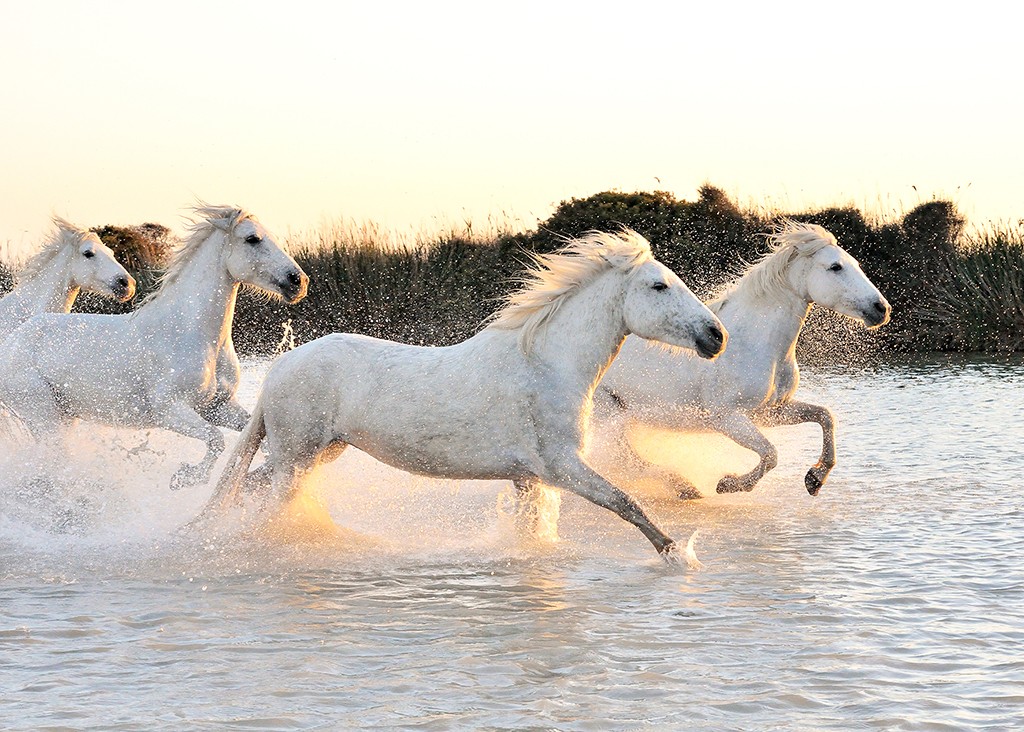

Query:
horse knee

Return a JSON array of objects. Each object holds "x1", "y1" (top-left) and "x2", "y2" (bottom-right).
[{"x1": 763, "y1": 446, "x2": 779, "y2": 472}]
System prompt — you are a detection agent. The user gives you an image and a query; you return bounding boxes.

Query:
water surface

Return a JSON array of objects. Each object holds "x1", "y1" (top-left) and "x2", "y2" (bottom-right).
[{"x1": 1, "y1": 356, "x2": 1022, "y2": 730}]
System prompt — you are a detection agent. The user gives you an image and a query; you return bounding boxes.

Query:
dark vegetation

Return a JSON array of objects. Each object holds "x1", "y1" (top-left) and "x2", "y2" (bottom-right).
[{"x1": 3, "y1": 186, "x2": 1022, "y2": 356}]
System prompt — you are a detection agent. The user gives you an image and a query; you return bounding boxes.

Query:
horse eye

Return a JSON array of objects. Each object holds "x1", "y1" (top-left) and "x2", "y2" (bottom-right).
[
  {"x1": 828, "y1": 263, "x2": 843, "y2": 272},
  {"x1": 651, "y1": 282, "x2": 668, "y2": 291},
  {"x1": 83, "y1": 250, "x2": 95, "y2": 259},
  {"x1": 244, "y1": 234, "x2": 261, "y2": 245}
]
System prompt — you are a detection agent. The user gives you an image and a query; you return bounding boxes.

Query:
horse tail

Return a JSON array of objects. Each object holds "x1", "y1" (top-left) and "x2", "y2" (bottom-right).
[
  {"x1": 203, "y1": 398, "x2": 267, "y2": 514},
  {"x1": 0, "y1": 401, "x2": 32, "y2": 443}
]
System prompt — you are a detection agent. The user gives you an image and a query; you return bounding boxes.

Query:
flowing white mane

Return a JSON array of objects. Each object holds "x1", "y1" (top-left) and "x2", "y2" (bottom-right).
[
  {"x1": 489, "y1": 228, "x2": 653, "y2": 353},
  {"x1": 711, "y1": 220, "x2": 837, "y2": 309},
  {"x1": 17, "y1": 216, "x2": 99, "y2": 283},
  {"x1": 142, "y1": 204, "x2": 251, "y2": 304}
]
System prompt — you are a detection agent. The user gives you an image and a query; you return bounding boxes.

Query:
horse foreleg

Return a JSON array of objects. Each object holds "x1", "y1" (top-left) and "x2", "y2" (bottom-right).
[
  {"x1": 201, "y1": 397, "x2": 251, "y2": 432},
  {"x1": 598, "y1": 408, "x2": 702, "y2": 501},
  {"x1": 545, "y1": 455, "x2": 676, "y2": 557},
  {"x1": 766, "y1": 400, "x2": 836, "y2": 496},
  {"x1": 709, "y1": 411, "x2": 777, "y2": 494},
  {"x1": 151, "y1": 403, "x2": 225, "y2": 490},
  {"x1": 0, "y1": 367, "x2": 65, "y2": 440}
]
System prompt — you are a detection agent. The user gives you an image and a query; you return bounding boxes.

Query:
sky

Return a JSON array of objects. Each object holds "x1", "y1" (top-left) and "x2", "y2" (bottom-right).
[{"x1": 1, "y1": 1, "x2": 1021, "y2": 255}]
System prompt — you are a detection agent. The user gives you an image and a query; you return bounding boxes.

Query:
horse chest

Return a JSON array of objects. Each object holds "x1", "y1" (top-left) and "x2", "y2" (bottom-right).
[
  {"x1": 722, "y1": 356, "x2": 797, "y2": 411},
  {"x1": 148, "y1": 350, "x2": 221, "y2": 402}
]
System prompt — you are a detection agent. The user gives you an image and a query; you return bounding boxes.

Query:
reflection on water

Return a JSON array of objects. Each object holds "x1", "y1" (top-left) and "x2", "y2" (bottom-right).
[{"x1": 1, "y1": 356, "x2": 1023, "y2": 729}]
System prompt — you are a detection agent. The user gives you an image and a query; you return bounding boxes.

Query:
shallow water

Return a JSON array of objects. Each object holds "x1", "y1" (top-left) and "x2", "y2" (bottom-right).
[{"x1": 1, "y1": 356, "x2": 1022, "y2": 730}]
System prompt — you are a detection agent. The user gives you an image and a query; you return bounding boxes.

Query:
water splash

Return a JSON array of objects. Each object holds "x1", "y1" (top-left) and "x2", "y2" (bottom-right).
[
  {"x1": 273, "y1": 318, "x2": 296, "y2": 356},
  {"x1": 684, "y1": 529, "x2": 702, "y2": 569},
  {"x1": 496, "y1": 483, "x2": 561, "y2": 544}
]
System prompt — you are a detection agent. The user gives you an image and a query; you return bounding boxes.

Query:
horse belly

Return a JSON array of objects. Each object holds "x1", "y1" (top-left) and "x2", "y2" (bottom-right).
[
  {"x1": 348, "y1": 418, "x2": 531, "y2": 481},
  {"x1": 265, "y1": 333, "x2": 535, "y2": 480},
  {"x1": 48, "y1": 369, "x2": 150, "y2": 424}
]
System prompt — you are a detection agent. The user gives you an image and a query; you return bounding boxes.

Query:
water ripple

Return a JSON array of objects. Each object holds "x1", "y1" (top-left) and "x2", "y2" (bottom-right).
[{"x1": 1, "y1": 358, "x2": 1023, "y2": 729}]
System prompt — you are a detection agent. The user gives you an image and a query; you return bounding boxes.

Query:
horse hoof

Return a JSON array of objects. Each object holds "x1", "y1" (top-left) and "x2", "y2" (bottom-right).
[
  {"x1": 658, "y1": 541, "x2": 680, "y2": 564},
  {"x1": 805, "y1": 471, "x2": 823, "y2": 496}
]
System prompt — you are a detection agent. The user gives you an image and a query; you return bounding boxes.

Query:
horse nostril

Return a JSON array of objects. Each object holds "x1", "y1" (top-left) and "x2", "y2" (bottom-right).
[
  {"x1": 117, "y1": 276, "x2": 129, "y2": 288},
  {"x1": 708, "y1": 325, "x2": 724, "y2": 344},
  {"x1": 873, "y1": 300, "x2": 888, "y2": 314},
  {"x1": 287, "y1": 271, "x2": 303, "y2": 287}
]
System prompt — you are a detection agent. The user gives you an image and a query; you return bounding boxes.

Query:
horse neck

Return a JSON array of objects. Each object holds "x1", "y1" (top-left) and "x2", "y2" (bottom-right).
[
  {"x1": 528, "y1": 271, "x2": 629, "y2": 395},
  {"x1": 720, "y1": 276, "x2": 811, "y2": 362},
  {"x1": 137, "y1": 234, "x2": 239, "y2": 349},
  {"x1": 7, "y1": 253, "x2": 79, "y2": 314}
]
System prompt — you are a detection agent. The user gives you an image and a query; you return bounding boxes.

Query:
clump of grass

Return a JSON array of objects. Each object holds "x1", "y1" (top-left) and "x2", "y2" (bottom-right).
[
  {"x1": 0, "y1": 257, "x2": 13, "y2": 296},
  {"x1": 91, "y1": 223, "x2": 173, "y2": 271},
  {"x1": 916, "y1": 224, "x2": 1024, "y2": 352}
]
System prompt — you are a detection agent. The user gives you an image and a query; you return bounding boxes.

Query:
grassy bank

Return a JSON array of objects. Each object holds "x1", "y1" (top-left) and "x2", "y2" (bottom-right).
[{"x1": 3, "y1": 186, "x2": 1023, "y2": 356}]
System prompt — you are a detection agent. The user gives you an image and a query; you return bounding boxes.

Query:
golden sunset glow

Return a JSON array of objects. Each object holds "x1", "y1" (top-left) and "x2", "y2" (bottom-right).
[{"x1": 1, "y1": 2, "x2": 1020, "y2": 251}]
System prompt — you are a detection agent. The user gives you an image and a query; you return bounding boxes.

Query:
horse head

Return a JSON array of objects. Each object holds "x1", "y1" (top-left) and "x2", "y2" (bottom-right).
[
  {"x1": 779, "y1": 223, "x2": 891, "y2": 328},
  {"x1": 62, "y1": 224, "x2": 136, "y2": 302},
  {"x1": 218, "y1": 212, "x2": 309, "y2": 304},
  {"x1": 491, "y1": 229, "x2": 727, "y2": 360},
  {"x1": 624, "y1": 256, "x2": 726, "y2": 358}
]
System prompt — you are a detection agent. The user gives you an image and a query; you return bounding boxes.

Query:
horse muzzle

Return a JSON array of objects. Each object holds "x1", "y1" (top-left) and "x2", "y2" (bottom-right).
[
  {"x1": 114, "y1": 275, "x2": 137, "y2": 302},
  {"x1": 694, "y1": 322, "x2": 728, "y2": 359},
  {"x1": 862, "y1": 298, "x2": 891, "y2": 328},
  {"x1": 279, "y1": 269, "x2": 309, "y2": 304}
]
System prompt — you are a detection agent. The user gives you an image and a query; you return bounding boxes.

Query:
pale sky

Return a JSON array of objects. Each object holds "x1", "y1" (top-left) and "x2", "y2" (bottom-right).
[{"x1": 1, "y1": 1, "x2": 1021, "y2": 254}]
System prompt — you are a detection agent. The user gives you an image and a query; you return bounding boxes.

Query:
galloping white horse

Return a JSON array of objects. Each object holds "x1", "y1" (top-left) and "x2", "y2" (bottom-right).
[
  {"x1": 202, "y1": 229, "x2": 727, "y2": 558},
  {"x1": 0, "y1": 217, "x2": 135, "y2": 337},
  {"x1": 0, "y1": 205, "x2": 308, "y2": 489},
  {"x1": 593, "y1": 221, "x2": 890, "y2": 498}
]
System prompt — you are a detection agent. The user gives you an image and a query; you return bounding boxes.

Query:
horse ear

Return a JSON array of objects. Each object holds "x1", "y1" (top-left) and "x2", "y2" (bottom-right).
[{"x1": 210, "y1": 217, "x2": 232, "y2": 232}]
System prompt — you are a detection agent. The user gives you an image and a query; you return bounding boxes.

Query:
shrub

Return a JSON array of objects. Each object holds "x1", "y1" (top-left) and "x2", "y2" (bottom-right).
[
  {"x1": 916, "y1": 225, "x2": 1024, "y2": 352},
  {"x1": 8, "y1": 189, "x2": 1020, "y2": 355}
]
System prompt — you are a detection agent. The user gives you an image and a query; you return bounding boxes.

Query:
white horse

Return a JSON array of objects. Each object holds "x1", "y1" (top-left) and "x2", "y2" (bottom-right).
[
  {"x1": 0, "y1": 217, "x2": 135, "y2": 337},
  {"x1": 0, "y1": 204, "x2": 308, "y2": 489},
  {"x1": 593, "y1": 221, "x2": 890, "y2": 498},
  {"x1": 201, "y1": 229, "x2": 727, "y2": 558}
]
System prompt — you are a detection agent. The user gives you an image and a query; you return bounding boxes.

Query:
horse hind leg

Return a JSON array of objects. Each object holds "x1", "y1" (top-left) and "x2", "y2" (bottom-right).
[
  {"x1": 598, "y1": 409, "x2": 702, "y2": 500},
  {"x1": 510, "y1": 478, "x2": 561, "y2": 542},
  {"x1": 0, "y1": 370, "x2": 64, "y2": 441},
  {"x1": 261, "y1": 433, "x2": 347, "y2": 506},
  {"x1": 236, "y1": 439, "x2": 345, "y2": 505},
  {"x1": 255, "y1": 440, "x2": 349, "y2": 542},
  {"x1": 709, "y1": 412, "x2": 778, "y2": 494}
]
